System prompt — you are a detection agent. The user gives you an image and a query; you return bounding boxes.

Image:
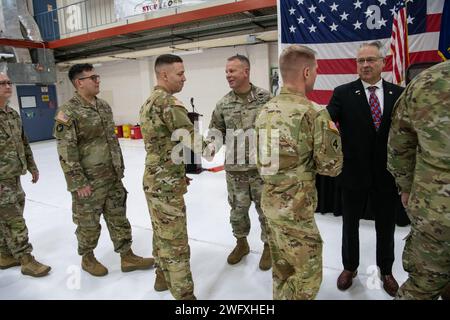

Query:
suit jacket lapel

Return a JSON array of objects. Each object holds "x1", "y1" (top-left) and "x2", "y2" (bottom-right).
[
  {"x1": 353, "y1": 79, "x2": 376, "y2": 131},
  {"x1": 380, "y1": 80, "x2": 394, "y2": 131}
]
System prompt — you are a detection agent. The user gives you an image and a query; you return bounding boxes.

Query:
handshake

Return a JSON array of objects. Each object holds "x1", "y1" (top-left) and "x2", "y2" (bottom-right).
[{"x1": 202, "y1": 143, "x2": 216, "y2": 162}]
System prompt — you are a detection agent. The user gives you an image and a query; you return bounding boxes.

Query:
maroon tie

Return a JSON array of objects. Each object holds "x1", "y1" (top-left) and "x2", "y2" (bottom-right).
[{"x1": 368, "y1": 86, "x2": 382, "y2": 130}]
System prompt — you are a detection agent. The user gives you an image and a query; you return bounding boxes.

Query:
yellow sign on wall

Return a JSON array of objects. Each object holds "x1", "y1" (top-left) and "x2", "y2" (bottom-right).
[{"x1": 42, "y1": 95, "x2": 49, "y2": 102}]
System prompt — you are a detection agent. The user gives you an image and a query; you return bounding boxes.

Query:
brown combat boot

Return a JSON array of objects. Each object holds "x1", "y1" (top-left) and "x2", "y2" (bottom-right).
[
  {"x1": 259, "y1": 243, "x2": 272, "y2": 271},
  {"x1": 154, "y1": 268, "x2": 168, "y2": 292},
  {"x1": 20, "y1": 254, "x2": 51, "y2": 277},
  {"x1": 81, "y1": 252, "x2": 108, "y2": 277},
  {"x1": 0, "y1": 253, "x2": 20, "y2": 269},
  {"x1": 120, "y1": 249, "x2": 154, "y2": 272},
  {"x1": 227, "y1": 237, "x2": 250, "y2": 265}
]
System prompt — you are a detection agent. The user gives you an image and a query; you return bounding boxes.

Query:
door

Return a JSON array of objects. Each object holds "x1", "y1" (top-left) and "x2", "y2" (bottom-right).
[
  {"x1": 16, "y1": 84, "x2": 57, "y2": 142},
  {"x1": 33, "y1": 0, "x2": 60, "y2": 41}
]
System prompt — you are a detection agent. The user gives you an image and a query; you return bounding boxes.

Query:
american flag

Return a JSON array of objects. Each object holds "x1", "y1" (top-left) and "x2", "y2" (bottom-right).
[
  {"x1": 279, "y1": 0, "x2": 446, "y2": 104},
  {"x1": 391, "y1": 0, "x2": 409, "y2": 86}
]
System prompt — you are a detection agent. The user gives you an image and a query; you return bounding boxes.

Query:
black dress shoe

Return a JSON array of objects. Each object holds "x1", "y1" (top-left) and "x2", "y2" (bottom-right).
[{"x1": 337, "y1": 270, "x2": 357, "y2": 291}]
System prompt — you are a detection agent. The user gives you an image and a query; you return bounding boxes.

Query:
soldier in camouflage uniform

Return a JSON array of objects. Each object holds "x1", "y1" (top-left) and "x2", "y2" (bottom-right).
[
  {"x1": 54, "y1": 64, "x2": 154, "y2": 277},
  {"x1": 387, "y1": 60, "x2": 450, "y2": 300},
  {"x1": 206, "y1": 55, "x2": 272, "y2": 270},
  {"x1": 0, "y1": 72, "x2": 51, "y2": 277},
  {"x1": 140, "y1": 54, "x2": 204, "y2": 300},
  {"x1": 255, "y1": 45, "x2": 343, "y2": 299}
]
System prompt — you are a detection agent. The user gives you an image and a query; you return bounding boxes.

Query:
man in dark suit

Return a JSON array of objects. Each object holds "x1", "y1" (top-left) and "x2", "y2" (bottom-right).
[{"x1": 327, "y1": 41, "x2": 403, "y2": 297}]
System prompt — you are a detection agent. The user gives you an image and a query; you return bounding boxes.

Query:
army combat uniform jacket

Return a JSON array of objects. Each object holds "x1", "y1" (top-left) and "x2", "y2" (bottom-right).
[
  {"x1": 140, "y1": 86, "x2": 202, "y2": 197},
  {"x1": 0, "y1": 104, "x2": 37, "y2": 180},
  {"x1": 208, "y1": 84, "x2": 271, "y2": 171},
  {"x1": 54, "y1": 92, "x2": 124, "y2": 191},
  {"x1": 256, "y1": 87, "x2": 342, "y2": 183}
]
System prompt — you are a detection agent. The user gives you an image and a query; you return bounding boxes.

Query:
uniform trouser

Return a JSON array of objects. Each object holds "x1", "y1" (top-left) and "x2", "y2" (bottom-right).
[
  {"x1": 0, "y1": 177, "x2": 33, "y2": 259},
  {"x1": 341, "y1": 187, "x2": 397, "y2": 275},
  {"x1": 396, "y1": 184, "x2": 450, "y2": 300},
  {"x1": 145, "y1": 193, "x2": 194, "y2": 300},
  {"x1": 262, "y1": 180, "x2": 322, "y2": 300},
  {"x1": 226, "y1": 170, "x2": 268, "y2": 243},
  {"x1": 71, "y1": 179, "x2": 132, "y2": 256}
]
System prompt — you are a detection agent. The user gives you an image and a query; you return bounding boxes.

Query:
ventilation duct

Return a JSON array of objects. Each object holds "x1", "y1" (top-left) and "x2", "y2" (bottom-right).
[{"x1": 0, "y1": 0, "x2": 56, "y2": 84}]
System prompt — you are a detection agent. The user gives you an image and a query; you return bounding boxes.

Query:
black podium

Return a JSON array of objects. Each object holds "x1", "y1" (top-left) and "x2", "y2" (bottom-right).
[{"x1": 185, "y1": 111, "x2": 202, "y2": 174}]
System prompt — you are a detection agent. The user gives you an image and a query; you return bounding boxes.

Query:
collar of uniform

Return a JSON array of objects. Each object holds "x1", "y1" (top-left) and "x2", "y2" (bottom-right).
[
  {"x1": 154, "y1": 85, "x2": 169, "y2": 93},
  {"x1": 0, "y1": 102, "x2": 12, "y2": 113},
  {"x1": 279, "y1": 86, "x2": 306, "y2": 98},
  {"x1": 74, "y1": 92, "x2": 97, "y2": 109},
  {"x1": 231, "y1": 83, "x2": 256, "y2": 102}
]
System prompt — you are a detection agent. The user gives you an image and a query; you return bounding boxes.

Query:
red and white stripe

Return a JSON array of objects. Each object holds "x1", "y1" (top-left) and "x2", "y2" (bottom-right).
[
  {"x1": 279, "y1": 0, "x2": 446, "y2": 105},
  {"x1": 391, "y1": 2, "x2": 409, "y2": 86}
]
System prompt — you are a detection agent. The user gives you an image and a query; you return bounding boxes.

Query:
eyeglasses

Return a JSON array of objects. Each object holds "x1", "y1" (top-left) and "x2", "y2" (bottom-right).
[
  {"x1": 77, "y1": 75, "x2": 100, "y2": 82},
  {"x1": 356, "y1": 57, "x2": 383, "y2": 64},
  {"x1": 0, "y1": 81, "x2": 13, "y2": 87}
]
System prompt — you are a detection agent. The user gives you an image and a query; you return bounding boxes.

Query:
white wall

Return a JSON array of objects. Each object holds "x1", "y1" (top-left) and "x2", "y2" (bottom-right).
[
  {"x1": 55, "y1": 42, "x2": 278, "y2": 133},
  {"x1": 269, "y1": 42, "x2": 279, "y2": 68},
  {"x1": 94, "y1": 59, "x2": 151, "y2": 125}
]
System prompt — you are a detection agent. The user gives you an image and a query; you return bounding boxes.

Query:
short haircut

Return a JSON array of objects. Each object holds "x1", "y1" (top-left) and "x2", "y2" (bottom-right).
[
  {"x1": 68, "y1": 63, "x2": 93, "y2": 81},
  {"x1": 154, "y1": 54, "x2": 183, "y2": 73},
  {"x1": 227, "y1": 54, "x2": 250, "y2": 68},
  {"x1": 279, "y1": 45, "x2": 316, "y2": 81},
  {"x1": 359, "y1": 41, "x2": 385, "y2": 58}
]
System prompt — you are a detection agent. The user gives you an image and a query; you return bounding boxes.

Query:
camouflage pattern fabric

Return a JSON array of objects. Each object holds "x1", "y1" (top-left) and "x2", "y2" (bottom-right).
[
  {"x1": 140, "y1": 86, "x2": 199, "y2": 299},
  {"x1": 255, "y1": 87, "x2": 343, "y2": 300},
  {"x1": 54, "y1": 92, "x2": 132, "y2": 255},
  {"x1": 71, "y1": 180, "x2": 132, "y2": 256},
  {"x1": 54, "y1": 92, "x2": 124, "y2": 192},
  {"x1": 208, "y1": 84, "x2": 271, "y2": 244},
  {"x1": 146, "y1": 194, "x2": 194, "y2": 300},
  {"x1": 0, "y1": 177, "x2": 32, "y2": 258},
  {"x1": 0, "y1": 104, "x2": 36, "y2": 258},
  {"x1": 226, "y1": 170, "x2": 268, "y2": 243},
  {"x1": 0, "y1": 104, "x2": 38, "y2": 179},
  {"x1": 388, "y1": 60, "x2": 450, "y2": 300},
  {"x1": 208, "y1": 84, "x2": 270, "y2": 172}
]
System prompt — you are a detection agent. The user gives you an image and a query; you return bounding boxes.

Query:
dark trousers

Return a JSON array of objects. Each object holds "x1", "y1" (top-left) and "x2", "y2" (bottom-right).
[{"x1": 341, "y1": 187, "x2": 397, "y2": 275}]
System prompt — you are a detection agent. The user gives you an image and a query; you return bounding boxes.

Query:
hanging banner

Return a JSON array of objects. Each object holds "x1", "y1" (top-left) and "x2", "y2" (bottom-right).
[{"x1": 114, "y1": 0, "x2": 209, "y2": 19}]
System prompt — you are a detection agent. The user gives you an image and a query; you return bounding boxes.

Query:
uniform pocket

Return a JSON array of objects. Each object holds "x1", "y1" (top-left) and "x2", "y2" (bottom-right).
[
  {"x1": 263, "y1": 181, "x2": 317, "y2": 223},
  {"x1": 0, "y1": 126, "x2": 9, "y2": 139},
  {"x1": 0, "y1": 179, "x2": 21, "y2": 206},
  {"x1": 151, "y1": 195, "x2": 186, "y2": 218}
]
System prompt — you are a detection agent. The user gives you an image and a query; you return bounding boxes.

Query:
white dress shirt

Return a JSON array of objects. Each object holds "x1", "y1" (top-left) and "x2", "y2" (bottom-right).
[{"x1": 361, "y1": 79, "x2": 384, "y2": 114}]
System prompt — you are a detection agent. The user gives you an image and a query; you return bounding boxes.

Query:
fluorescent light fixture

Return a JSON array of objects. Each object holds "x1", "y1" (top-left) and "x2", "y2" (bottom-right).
[
  {"x1": 0, "y1": 53, "x2": 14, "y2": 59},
  {"x1": 171, "y1": 48, "x2": 203, "y2": 56}
]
